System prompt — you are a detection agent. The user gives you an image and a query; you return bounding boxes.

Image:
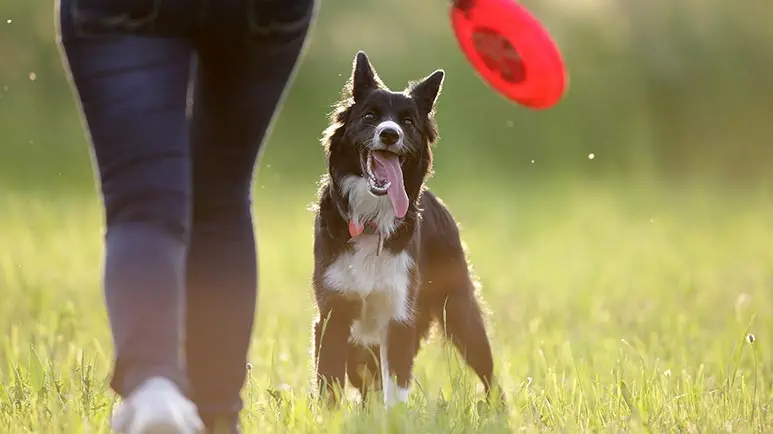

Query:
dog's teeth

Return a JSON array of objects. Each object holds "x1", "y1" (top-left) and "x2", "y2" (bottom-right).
[{"x1": 366, "y1": 158, "x2": 375, "y2": 178}]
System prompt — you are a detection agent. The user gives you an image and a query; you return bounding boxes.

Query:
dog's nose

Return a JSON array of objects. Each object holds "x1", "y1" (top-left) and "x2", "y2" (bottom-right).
[{"x1": 379, "y1": 128, "x2": 400, "y2": 146}]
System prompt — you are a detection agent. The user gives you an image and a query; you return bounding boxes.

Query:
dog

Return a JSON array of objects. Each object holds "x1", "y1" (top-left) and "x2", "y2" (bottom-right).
[{"x1": 311, "y1": 51, "x2": 503, "y2": 408}]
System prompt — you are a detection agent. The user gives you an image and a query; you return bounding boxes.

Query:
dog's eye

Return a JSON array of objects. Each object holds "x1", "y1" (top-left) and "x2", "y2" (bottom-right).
[
  {"x1": 363, "y1": 112, "x2": 376, "y2": 121},
  {"x1": 403, "y1": 118, "x2": 414, "y2": 126}
]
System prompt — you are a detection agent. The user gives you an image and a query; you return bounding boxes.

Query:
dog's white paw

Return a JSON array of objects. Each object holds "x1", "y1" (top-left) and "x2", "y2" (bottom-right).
[
  {"x1": 111, "y1": 377, "x2": 204, "y2": 434},
  {"x1": 384, "y1": 382, "x2": 410, "y2": 408},
  {"x1": 380, "y1": 345, "x2": 411, "y2": 408},
  {"x1": 382, "y1": 371, "x2": 410, "y2": 408}
]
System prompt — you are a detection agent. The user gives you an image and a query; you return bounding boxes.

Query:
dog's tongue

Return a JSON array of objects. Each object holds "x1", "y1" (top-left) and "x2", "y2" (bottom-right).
[{"x1": 372, "y1": 151, "x2": 409, "y2": 218}]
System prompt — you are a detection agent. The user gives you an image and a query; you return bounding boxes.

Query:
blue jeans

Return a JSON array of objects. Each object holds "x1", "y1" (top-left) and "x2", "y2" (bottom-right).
[{"x1": 57, "y1": 0, "x2": 315, "y2": 428}]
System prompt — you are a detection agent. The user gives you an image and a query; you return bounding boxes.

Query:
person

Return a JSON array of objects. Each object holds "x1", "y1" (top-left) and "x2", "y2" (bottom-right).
[{"x1": 56, "y1": 1, "x2": 316, "y2": 433}]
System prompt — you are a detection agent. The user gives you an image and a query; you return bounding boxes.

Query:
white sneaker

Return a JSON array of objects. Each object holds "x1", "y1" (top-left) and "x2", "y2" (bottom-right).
[{"x1": 111, "y1": 377, "x2": 204, "y2": 434}]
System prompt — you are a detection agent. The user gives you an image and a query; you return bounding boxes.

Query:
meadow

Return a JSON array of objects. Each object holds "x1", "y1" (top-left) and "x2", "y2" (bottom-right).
[{"x1": 2, "y1": 176, "x2": 772, "y2": 433}]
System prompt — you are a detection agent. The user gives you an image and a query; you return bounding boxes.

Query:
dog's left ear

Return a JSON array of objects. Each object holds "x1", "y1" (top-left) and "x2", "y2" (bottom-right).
[
  {"x1": 410, "y1": 69, "x2": 445, "y2": 115},
  {"x1": 350, "y1": 51, "x2": 383, "y2": 102}
]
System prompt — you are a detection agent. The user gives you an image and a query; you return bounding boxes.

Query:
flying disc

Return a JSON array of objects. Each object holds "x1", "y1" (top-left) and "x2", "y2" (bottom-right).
[{"x1": 450, "y1": 0, "x2": 567, "y2": 109}]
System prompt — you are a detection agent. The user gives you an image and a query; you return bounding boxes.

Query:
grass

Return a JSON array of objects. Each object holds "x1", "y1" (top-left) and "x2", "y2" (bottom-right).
[{"x1": 1, "y1": 178, "x2": 771, "y2": 433}]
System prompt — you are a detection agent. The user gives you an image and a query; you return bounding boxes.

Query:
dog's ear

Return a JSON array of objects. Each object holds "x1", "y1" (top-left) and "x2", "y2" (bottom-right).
[
  {"x1": 350, "y1": 51, "x2": 382, "y2": 102},
  {"x1": 409, "y1": 69, "x2": 445, "y2": 116},
  {"x1": 407, "y1": 70, "x2": 445, "y2": 144}
]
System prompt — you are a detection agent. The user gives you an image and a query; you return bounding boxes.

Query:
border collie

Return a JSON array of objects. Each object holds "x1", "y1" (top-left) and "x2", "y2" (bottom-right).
[{"x1": 311, "y1": 51, "x2": 503, "y2": 408}]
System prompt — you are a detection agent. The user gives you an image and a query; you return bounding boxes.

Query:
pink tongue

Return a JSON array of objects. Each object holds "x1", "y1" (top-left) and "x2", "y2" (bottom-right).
[{"x1": 371, "y1": 151, "x2": 409, "y2": 218}]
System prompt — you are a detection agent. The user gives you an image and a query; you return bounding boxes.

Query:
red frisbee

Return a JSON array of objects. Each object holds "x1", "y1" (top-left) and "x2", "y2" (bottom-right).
[{"x1": 450, "y1": 0, "x2": 567, "y2": 109}]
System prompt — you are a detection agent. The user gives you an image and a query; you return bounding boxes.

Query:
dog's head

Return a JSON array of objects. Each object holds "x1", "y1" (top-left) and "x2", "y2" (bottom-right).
[{"x1": 322, "y1": 51, "x2": 445, "y2": 223}]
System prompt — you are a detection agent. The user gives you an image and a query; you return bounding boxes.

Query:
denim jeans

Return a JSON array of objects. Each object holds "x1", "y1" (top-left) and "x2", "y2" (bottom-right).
[{"x1": 57, "y1": 0, "x2": 315, "y2": 428}]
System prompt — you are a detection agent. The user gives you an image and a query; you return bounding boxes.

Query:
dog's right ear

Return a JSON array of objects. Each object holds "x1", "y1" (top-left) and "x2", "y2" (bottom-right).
[
  {"x1": 350, "y1": 51, "x2": 382, "y2": 102},
  {"x1": 410, "y1": 69, "x2": 445, "y2": 116}
]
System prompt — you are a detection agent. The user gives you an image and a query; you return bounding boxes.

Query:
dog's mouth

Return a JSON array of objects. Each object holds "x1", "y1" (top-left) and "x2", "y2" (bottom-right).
[{"x1": 360, "y1": 150, "x2": 409, "y2": 218}]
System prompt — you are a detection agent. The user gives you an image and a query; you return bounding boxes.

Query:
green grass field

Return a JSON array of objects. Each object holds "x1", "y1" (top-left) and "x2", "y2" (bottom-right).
[{"x1": 1, "y1": 179, "x2": 772, "y2": 433}]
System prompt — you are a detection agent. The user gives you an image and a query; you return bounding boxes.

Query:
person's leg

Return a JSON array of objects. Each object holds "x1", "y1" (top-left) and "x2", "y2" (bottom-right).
[
  {"x1": 58, "y1": 0, "x2": 202, "y2": 432},
  {"x1": 184, "y1": 1, "x2": 316, "y2": 429}
]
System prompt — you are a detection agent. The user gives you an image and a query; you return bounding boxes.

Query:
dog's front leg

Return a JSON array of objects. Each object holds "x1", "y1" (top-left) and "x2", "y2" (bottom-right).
[
  {"x1": 314, "y1": 309, "x2": 352, "y2": 405},
  {"x1": 380, "y1": 320, "x2": 416, "y2": 408}
]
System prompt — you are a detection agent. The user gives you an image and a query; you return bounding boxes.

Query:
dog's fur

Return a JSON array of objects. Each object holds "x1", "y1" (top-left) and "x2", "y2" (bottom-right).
[{"x1": 311, "y1": 51, "x2": 502, "y2": 407}]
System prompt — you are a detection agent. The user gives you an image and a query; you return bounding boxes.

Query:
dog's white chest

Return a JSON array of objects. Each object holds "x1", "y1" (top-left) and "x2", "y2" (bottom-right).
[{"x1": 323, "y1": 235, "x2": 414, "y2": 345}]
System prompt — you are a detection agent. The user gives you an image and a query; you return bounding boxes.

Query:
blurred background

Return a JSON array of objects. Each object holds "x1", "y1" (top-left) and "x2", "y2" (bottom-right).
[{"x1": 2, "y1": 0, "x2": 772, "y2": 197}]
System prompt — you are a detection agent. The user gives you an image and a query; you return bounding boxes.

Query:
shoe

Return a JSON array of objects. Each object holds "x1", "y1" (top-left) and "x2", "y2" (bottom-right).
[{"x1": 111, "y1": 377, "x2": 205, "y2": 434}]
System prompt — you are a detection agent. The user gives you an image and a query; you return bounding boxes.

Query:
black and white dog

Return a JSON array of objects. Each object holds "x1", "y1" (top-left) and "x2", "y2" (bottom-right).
[{"x1": 311, "y1": 51, "x2": 503, "y2": 407}]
